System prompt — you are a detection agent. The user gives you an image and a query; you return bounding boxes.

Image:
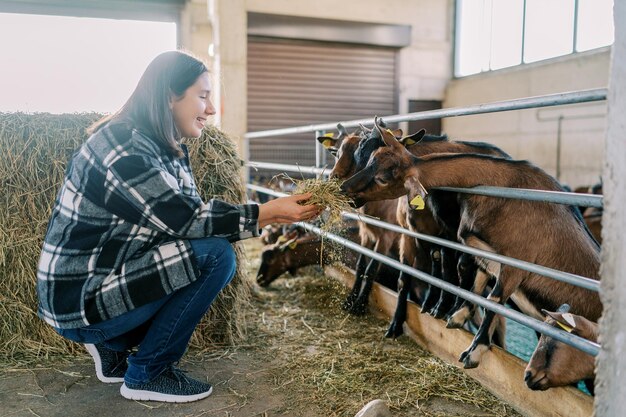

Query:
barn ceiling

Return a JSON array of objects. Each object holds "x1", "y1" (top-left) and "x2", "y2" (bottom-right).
[{"x1": 0, "y1": 0, "x2": 186, "y2": 22}]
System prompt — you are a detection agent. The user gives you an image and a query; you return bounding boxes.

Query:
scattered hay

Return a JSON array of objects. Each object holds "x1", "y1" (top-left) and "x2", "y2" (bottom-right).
[
  {"x1": 0, "y1": 113, "x2": 250, "y2": 367},
  {"x1": 243, "y1": 239, "x2": 520, "y2": 417}
]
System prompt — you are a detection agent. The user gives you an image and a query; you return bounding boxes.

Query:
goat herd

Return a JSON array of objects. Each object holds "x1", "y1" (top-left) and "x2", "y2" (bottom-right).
[{"x1": 254, "y1": 118, "x2": 602, "y2": 396}]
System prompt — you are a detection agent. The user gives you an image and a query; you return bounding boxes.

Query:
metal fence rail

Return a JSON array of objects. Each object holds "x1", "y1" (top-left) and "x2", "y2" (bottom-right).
[
  {"x1": 248, "y1": 184, "x2": 600, "y2": 292},
  {"x1": 248, "y1": 162, "x2": 603, "y2": 209},
  {"x1": 244, "y1": 88, "x2": 607, "y2": 138},
  {"x1": 292, "y1": 219, "x2": 600, "y2": 357},
  {"x1": 244, "y1": 88, "x2": 606, "y2": 359}
]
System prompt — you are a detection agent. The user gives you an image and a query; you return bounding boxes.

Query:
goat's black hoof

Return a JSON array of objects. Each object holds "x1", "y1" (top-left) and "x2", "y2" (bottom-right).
[
  {"x1": 385, "y1": 323, "x2": 404, "y2": 339},
  {"x1": 341, "y1": 298, "x2": 356, "y2": 312},
  {"x1": 348, "y1": 302, "x2": 368, "y2": 316},
  {"x1": 459, "y1": 348, "x2": 471, "y2": 363},
  {"x1": 459, "y1": 344, "x2": 487, "y2": 369}
]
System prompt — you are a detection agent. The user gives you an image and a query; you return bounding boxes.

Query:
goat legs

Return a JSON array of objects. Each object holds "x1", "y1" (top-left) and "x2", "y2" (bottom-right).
[
  {"x1": 430, "y1": 246, "x2": 459, "y2": 319},
  {"x1": 447, "y1": 255, "x2": 483, "y2": 328},
  {"x1": 421, "y1": 247, "x2": 442, "y2": 313},
  {"x1": 459, "y1": 266, "x2": 516, "y2": 369},
  {"x1": 349, "y1": 256, "x2": 381, "y2": 315},
  {"x1": 386, "y1": 270, "x2": 410, "y2": 338},
  {"x1": 386, "y1": 234, "x2": 430, "y2": 338},
  {"x1": 343, "y1": 252, "x2": 368, "y2": 311}
]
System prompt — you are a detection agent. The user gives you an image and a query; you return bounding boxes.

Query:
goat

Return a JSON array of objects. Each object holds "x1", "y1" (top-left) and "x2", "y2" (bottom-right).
[
  {"x1": 317, "y1": 125, "x2": 410, "y2": 316},
  {"x1": 525, "y1": 304, "x2": 597, "y2": 394},
  {"x1": 256, "y1": 226, "x2": 399, "y2": 292},
  {"x1": 348, "y1": 119, "x2": 512, "y2": 334},
  {"x1": 340, "y1": 122, "x2": 601, "y2": 369},
  {"x1": 260, "y1": 224, "x2": 304, "y2": 246},
  {"x1": 256, "y1": 234, "x2": 326, "y2": 287}
]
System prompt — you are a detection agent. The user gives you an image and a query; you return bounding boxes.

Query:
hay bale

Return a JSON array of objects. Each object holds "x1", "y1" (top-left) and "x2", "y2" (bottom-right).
[
  {"x1": 0, "y1": 113, "x2": 250, "y2": 366},
  {"x1": 185, "y1": 126, "x2": 252, "y2": 349}
]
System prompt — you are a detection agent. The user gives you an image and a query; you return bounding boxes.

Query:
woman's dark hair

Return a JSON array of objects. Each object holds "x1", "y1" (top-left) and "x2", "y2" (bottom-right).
[{"x1": 89, "y1": 50, "x2": 208, "y2": 158}]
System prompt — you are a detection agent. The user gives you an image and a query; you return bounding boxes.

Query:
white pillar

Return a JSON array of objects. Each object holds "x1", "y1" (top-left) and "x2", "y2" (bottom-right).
[
  {"x1": 595, "y1": 1, "x2": 626, "y2": 415},
  {"x1": 207, "y1": 0, "x2": 247, "y2": 155}
]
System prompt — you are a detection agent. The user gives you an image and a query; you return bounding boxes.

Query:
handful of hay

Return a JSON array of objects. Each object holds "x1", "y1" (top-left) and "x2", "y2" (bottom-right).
[{"x1": 292, "y1": 177, "x2": 353, "y2": 231}]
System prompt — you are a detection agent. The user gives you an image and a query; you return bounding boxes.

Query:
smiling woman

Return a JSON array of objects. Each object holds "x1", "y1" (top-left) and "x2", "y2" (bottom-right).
[
  {"x1": 0, "y1": 12, "x2": 176, "y2": 113},
  {"x1": 35, "y1": 50, "x2": 322, "y2": 404}
]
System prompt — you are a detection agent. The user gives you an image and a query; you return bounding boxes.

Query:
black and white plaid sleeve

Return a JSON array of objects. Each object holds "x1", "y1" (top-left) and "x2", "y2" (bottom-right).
[{"x1": 102, "y1": 153, "x2": 260, "y2": 242}]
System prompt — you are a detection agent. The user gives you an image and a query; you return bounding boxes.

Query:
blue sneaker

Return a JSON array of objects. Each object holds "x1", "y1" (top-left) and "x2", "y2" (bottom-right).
[
  {"x1": 120, "y1": 365, "x2": 213, "y2": 403},
  {"x1": 85, "y1": 343, "x2": 129, "y2": 383}
]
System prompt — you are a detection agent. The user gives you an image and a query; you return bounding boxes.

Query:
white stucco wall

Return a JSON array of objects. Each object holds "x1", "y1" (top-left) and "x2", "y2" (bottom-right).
[
  {"x1": 443, "y1": 49, "x2": 611, "y2": 189},
  {"x1": 595, "y1": 1, "x2": 626, "y2": 414},
  {"x1": 202, "y1": 0, "x2": 453, "y2": 154}
]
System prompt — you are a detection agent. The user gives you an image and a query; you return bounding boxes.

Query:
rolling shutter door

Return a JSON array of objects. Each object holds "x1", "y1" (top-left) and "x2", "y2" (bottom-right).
[{"x1": 247, "y1": 37, "x2": 397, "y2": 175}]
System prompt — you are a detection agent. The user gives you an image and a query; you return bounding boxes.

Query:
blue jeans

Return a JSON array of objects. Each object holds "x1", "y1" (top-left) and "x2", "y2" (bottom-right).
[{"x1": 56, "y1": 237, "x2": 236, "y2": 384}]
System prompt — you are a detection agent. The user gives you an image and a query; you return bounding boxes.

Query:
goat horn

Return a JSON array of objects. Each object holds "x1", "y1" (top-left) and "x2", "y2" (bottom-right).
[
  {"x1": 336, "y1": 123, "x2": 349, "y2": 138},
  {"x1": 358, "y1": 123, "x2": 372, "y2": 134}
]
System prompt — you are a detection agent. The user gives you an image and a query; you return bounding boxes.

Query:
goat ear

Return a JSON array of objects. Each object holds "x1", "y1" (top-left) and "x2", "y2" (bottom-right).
[
  {"x1": 399, "y1": 129, "x2": 426, "y2": 147},
  {"x1": 390, "y1": 128, "x2": 403, "y2": 137},
  {"x1": 404, "y1": 175, "x2": 427, "y2": 210},
  {"x1": 541, "y1": 309, "x2": 577, "y2": 333},
  {"x1": 317, "y1": 133, "x2": 339, "y2": 151}
]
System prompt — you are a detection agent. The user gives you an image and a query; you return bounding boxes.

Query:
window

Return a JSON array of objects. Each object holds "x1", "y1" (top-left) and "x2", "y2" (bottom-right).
[
  {"x1": 455, "y1": 0, "x2": 615, "y2": 77},
  {"x1": 0, "y1": 13, "x2": 176, "y2": 113}
]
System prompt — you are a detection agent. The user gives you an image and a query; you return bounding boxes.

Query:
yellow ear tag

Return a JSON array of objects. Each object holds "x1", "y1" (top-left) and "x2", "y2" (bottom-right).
[
  {"x1": 288, "y1": 241, "x2": 298, "y2": 250},
  {"x1": 409, "y1": 195, "x2": 425, "y2": 210},
  {"x1": 322, "y1": 139, "x2": 333, "y2": 148},
  {"x1": 404, "y1": 138, "x2": 416, "y2": 146},
  {"x1": 556, "y1": 321, "x2": 574, "y2": 333},
  {"x1": 277, "y1": 235, "x2": 287, "y2": 243}
]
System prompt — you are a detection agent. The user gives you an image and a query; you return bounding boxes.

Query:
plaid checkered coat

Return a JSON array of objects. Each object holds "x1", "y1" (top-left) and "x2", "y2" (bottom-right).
[{"x1": 37, "y1": 122, "x2": 260, "y2": 329}]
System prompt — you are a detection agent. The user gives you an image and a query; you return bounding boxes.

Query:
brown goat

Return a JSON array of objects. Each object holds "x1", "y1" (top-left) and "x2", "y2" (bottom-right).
[
  {"x1": 256, "y1": 234, "x2": 326, "y2": 287},
  {"x1": 260, "y1": 224, "x2": 304, "y2": 246},
  {"x1": 317, "y1": 127, "x2": 409, "y2": 316},
  {"x1": 525, "y1": 304, "x2": 597, "y2": 394},
  {"x1": 347, "y1": 120, "x2": 512, "y2": 334},
  {"x1": 341, "y1": 122, "x2": 601, "y2": 369}
]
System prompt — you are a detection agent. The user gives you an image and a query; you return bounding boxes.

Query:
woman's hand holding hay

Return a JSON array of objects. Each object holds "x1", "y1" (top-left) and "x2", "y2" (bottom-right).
[
  {"x1": 292, "y1": 178, "x2": 354, "y2": 230},
  {"x1": 258, "y1": 193, "x2": 322, "y2": 227}
]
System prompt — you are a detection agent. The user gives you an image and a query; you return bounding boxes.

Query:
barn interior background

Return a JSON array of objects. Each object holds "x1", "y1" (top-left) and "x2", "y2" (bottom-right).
[{"x1": 0, "y1": 0, "x2": 624, "y2": 416}]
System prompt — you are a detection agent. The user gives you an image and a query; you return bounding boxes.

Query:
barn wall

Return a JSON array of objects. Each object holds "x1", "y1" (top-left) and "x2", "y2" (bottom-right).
[
  {"x1": 205, "y1": 0, "x2": 453, "y2": 154},
  {"x1": 596, "y1": 1, "x2": 626, "y2": 414},
  {"x1": 443, "y1": 48, "x2": 611, "y2": 189}
]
